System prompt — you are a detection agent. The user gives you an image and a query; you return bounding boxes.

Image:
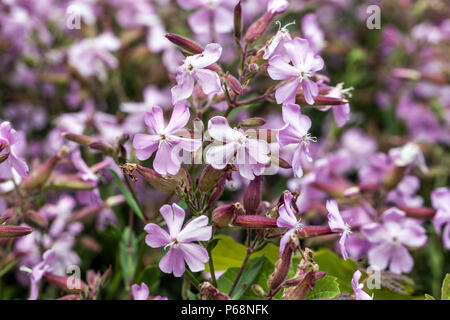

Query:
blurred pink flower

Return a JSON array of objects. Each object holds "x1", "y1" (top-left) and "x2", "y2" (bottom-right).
[
  {"x1": 0, "y1": 121, "x2": 29, "y2": 178},
  {"x1": 326, "y1": 200, "x2": 351, "y2": 260}
]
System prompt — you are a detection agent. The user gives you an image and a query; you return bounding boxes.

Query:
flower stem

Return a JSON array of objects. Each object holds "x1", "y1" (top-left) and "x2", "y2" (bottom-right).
[{"x1": 184, "y1": 269, "x2": 200, "y2": 290}]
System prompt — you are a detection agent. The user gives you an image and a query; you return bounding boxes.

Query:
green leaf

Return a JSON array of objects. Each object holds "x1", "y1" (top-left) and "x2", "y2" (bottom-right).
[
  {"x1": 137, "y1": 266, "x2": 161, "y2": 292},
  {"x1": 205, "y1": 235, "x2": 279, "y2": 272},
  {"x1": 424, "y1": 294, "x2": 436, "y2": 300},
  {"x1": 306, "y1": 275, "x2": 340, "y2": 300},
  {"x1": 119, "y1": 227, "x2": 140, "y2": 289},
  {"x1": 314, "y1": 248, "x2": 359, "y2": 293},
  {"x1": 441, "y1": 274, "x2": 450, "y2": 300},
  {"x1": 231, "y1": 255, "x2": 265, "y2": 299},
  {"x1": 108, "y1": 168, "x2": 145, "y2": 222}
]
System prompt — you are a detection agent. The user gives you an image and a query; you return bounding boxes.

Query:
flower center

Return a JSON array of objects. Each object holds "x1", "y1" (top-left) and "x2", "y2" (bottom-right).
[
  {"x1": 165, "y1": 238, "x2": 180, "y2": 250},
  {"x1": 295, "y1": 220, "x2": 304, "y2": 232},
  {"x1": 186, "y1": 63, "x2": 195, "y2": 74}
]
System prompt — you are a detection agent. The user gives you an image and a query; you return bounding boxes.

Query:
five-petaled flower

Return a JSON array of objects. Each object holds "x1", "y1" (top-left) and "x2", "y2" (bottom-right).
[
  {"x1": 351, "y1": 270, "x2": 373, "y2": 300},
  {"x1": 276, "y1": 192, "x2": 303, "y2": 256},
  {"x1": 131, "y1": 282, "x2": 168, "y2": 300},
  {"x1": 268, "y1": 37, "x2": 324, "y2": 105},
  {"x1": 0, "y1": 121, "x2": 29, "y2": 179},
  {"x1": 278, "y1": 103, "x2": 315, "y2": 178},
  {"x1": 327, "y1": 200, "x2": 351, "y2": 260},
  {"x1": 361, "y1": 207, "x2": 427, "y2": 274},
  {"x1": 133, "y1": 103, "x2": 202, "y2": 175},
  {"x1": 205, "y1": 116, "x2": 270, "y2": 180},
  {"x1": 144, "y1": 203, "x2": 212, "y2": 277},
  {"x1": 431, "y1": 187, "x2": 450, "y2": 249},
  {"x1": 20, "y1": 250, "x2": 55, "y2": 300},
  {"x1": 171, "y1": 43, "x2": 222, "y2": 104}
]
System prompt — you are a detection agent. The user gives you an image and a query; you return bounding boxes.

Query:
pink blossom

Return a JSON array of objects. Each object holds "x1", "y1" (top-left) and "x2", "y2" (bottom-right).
[
  {"x1": 263, "y1": 21, "x2": 293, "y2": 60},
  {"x1": 431, "y1": 187, "x2": 450, "y2": 249},
  {"x1": 351, "y1": 270, "x2": 372, "y2": 300},
  {"x1": 0, "y1": 121, "x2": 29, "y2": 179},
  {"x1": 361, "y1": 208, "x2": 427, "y2": 274},
  {"x1": 144, "y1": 203, "x2": 212, "y2": 277},
  {"x1": 133, "y1": 103, "x2": 201, "y2": 175},
  {"x1": 20, "y1": 250, "x2": 55, "y2": 300},
  {"x1": 267, "y1": 37, "x2": 324, "y2": 105},
  {"x1": 276, "y1": 192, "x2": 303, "y2": 256},
  {"x1": 326, "y1": 200, "x2": 351, "y2": 260},
  {"x1": 278, "y1": 104, "x2": 315, "y2": 178},
  {"x1": 131, "y1": 282, "x2": 168, "y2": 300},
  {"x1": 205, "y1": 116, "x2": 270, "y2": 180},
  {"x1": 171, "y1": 43, "x2": 222, "y2": 104},
  {"x1": 178, "y1": 0, "x2": 237, "y2": 36}
]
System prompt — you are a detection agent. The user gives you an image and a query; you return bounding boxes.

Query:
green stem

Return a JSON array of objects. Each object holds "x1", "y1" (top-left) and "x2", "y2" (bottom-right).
[
  {"x1": 185, "y1": 269, "x2": 201, "y2": 290},
  {"x1": 207, "y1": 245, "x2": 217, "y2": 288}
]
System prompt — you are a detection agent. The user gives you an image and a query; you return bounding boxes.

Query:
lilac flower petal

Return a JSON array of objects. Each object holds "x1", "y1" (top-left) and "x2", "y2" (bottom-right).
[
  {"x1": 188, "y1": 8, "x2": 210, "y2": 35},
  {"x1": 275, "y1": 79, "x2": 299, "y2": 104},
  {"x1": 153, "y1": 141, "x2": 181, "y2": 175},
  {"x1": 164, "y1": 103, "x2": 190, "y2": 134},
  {"x1": 144, "y1": 224, "x2": 171, "y2": 248},
  {"x1": 213, "y1": 7, "x2": 234, "y2": 34},
  {"x1": 205, "y1": 143, "x2": 237, "y2": 169},
  {"x1": 193, "y1": 68, "x2": 221, "y2": 96},
  {"x1": 389, "y1": 245, "x2": 413, "y2": 274},
  {"x1": 171, "y1": 73, "x2": 195, "y2": 104},
  {"x1": 178, "y1": 215, "x2": 212, "y2": 243},
  {"x1": 367, "y1": 242, "x2": 392, "y2": 270},
  {"x1": 144, "y1": 106, "x2": 165, "y2": 134},
  {"x1": 279, "y1": 229, "x2": 295, "y2": 256},
  {"x1": 268, "y1": 56, "x2": 299, "y2": 80},
  {"x1": 160, "y1": 204, "x2": 185, "y2": 238},
  {"x1": 131, "y1": 283, "x2": 149, "y2": 300},
  {"x1": 192, "y1": 43, "x2": 222, "y2": 69},
  {"x1": 179, "y1": 243, "x2": 209, "y2": 272}
]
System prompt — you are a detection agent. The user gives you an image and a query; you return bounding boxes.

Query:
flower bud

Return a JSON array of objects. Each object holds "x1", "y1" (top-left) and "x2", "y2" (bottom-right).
[
  {"x1": 200, "y1": 282, "x2": 230, "y2": 300},
  {"x1": 165, "y1": 33, "x2": 204, "y2": 54},
  {"x1": 46, "y1": 173, "x2": 95, "y2": 190},
  {"x1": 0, "y1": 208, "x2": 16, "y2": 224},
  {"x1": 68, "y1": 204, "x2": 106, "y2": 224},
  {"x1": 232, "y1": 215, "x2": 277, "y2": 228},
  {"x1": 61, "y1": 132, "x2": 97, "y2": 146},
  {"x1": 212, "y1": 202, "x2": 243, "y2": 228},
  {"x1": 383, "y1": 165, "x2": 407, "y2": 191},
  {"x1": 270, "y1": 154, "x2": 291, "y2": 169},
  {"x1": 282, "y1": 270, "x2": 326, "y2": 300},
  {"x1": 268, "y1": 237, "x2": 295, "y2": 293},
  {"x1": 24, "y1": 210, "x2": 48, "y2": 229},
  {"x1": 234, "y1": 1, "x2": 242, "y2": 41},
  {"x1": 238, "y1": 117, "x2": 266, "y2": 127},
  {"x1": 296, "y1": 226, "x2": 333, "y2": 238},
  {"x1": 251, "y1": 284, "x2": 266, "y2": 297},
  {"x1": 398, "y1": 206, "x2": 436, "y2": 219},
  {"x1": 134, "y1": 164, "x2": 177, "y2": 193},
  {"x1": 296, "y1": 94, "x2": 348, "y2": 106},
  {"x1": 244, "y1": 176, "x2": 262, "y2": 214},
  {"x1": 208, "y1": 174, "x2": 227, "y2": 206},
  {"x1": 169, "y1": 167, "x2": 192, "y2": 194},
  {"x1": 23, "y1": 146, "x2": 69, "y2": 190},
  {"x1": 88, "y1": 141, "x2": 115, "y2": 156},
  {"x1": 0, "y1": 225, "x2": 33, "y2": 238},
  {"x1": 198, "y1": 165, "x2": 225, "y2": 192},
  {"x1": 224, "y1": 73, "x2": 243, "y2": 95},
  {"x1": 43, "y1": 273, "x2": 88, "y2": 294},
  {"x1": 244, "y1": 12, "x2": 274, "y2": 44}
]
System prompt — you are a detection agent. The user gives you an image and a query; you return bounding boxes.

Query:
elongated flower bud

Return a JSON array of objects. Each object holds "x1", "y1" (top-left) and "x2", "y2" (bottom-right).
[
  {"x1": 68, "y1": 204, "x2": 106, "y2": 224},
  {"x1": 24, "y1": 210, "x2": 48, "y2": 229},
  {"x1": 165, "y1": 33, "x2": 203, "y2": 54},
  {"x1": 296, "y1": 226, "x2": 333, "y2": 238},
  {"x1": 43, "y1": 273, "x2": 88, "y2": 294},
  {"x1": 296, "y1": 94, "x2": 348, "y2": 106},
  {"x1": 224, "y1": 73, "x2": 243, "y2": 95},
  {"x1": 135, "y1": 164, "x2": 177, "y2": 193},
  {"x1": 0, "y1": 208, "x2": 15, "y2": 224},
  {"x1": 282, "y1": 271, "x2": 326, "y2": 300},
  {"x1": 200, "y1": 282, "x2": 230, "y2": 300},
  {"x1": 23, "y1": 146, "x2": 69, "y2": 190},
  {"x1": 270, "y1": 154, "x2": 291, "y2": 169},
  {"x1": 45, "y1": 174, "x2": 95, "y2": 190},
  {"x1": 212, "y1": 203, "x2": 244, "y2": 228},
  {"x1": 244, "y1": 12, "x2": 274, "y2": 44},
  {"x1": 232, "y1": 215, "x2": 278, "y2": 228},
  {"x1": 234, "y1": 1, "x2": 242, "y2": 41},
  {"x1": 198, "y1": 165, "x2": 225, "y2": 192},
  {"x1": 0, "y1": 225, "x2": 33, "y2": 238},
  {"x1": 398, "y1": 206, "x2": 436, "y2": 219},
  {"x1": 268, "y1": 238, "x2": 295, "y2": 292},
  {"x1": 244, "y1": 176, "x2": 262, "y2": 214},
  {"x1": 383, "y1": 165, "x2": 407, "y2": 191},
  {"x1": 208, "y1": 174, "x2": 227, "y2": 206},
  {"x1": 238, "y1": 117, "x2": 266, "y2": 127},
  {"x1": 61, "y1": 132, "x2": 97, "y2": 146}
]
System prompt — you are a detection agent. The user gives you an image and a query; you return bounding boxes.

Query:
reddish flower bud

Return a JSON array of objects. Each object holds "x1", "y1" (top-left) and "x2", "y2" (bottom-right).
[
  {"x1": 24, "y1": 210, "x2": 48, "y2": 229},
  {"x1": 383, "y1": 165, "x2": 407, "y2": 191},
  {"x1": 165, "y1": 33, "x2": 204, "y2": 54},
  {"x1": 68, "y1": 204, "x2": 106, "y2": 224},
  {"x1": 232, "y1": 215, "x2": 277, "y2": 228},
  {"x1": 43, "y1": 273, "x2": 88, "y2": 294},
  {"x1": 212, "y1": 202, "x2": 244, "y2": 228},
  {"x1": 244, "y1": 176, "x2": 262, "y2": 214},
  {"x1": 270, "y1": 154, "x2": 292, "y2": 169},
  {"x1": 134, "y1": 164, "x2": 178, "y2": 193},
  {"x1": 398, "y1": 206, "x2": 436, "y2": 219},
  {"x1": 268, "y1": 237, "x2": 297, "y2": 293},
  {"x1": 23, "y1": 146, "x2": 69, "y2": 190},
  {"x1": 0, "y1": 225, "x2": 33, "y2": 238},
  {"x1": 244, "y1": 12, "x2": 274, "y2": 44},
  {"x1": 46, "y1": 173, "x2": 95, "y2": 190},
  {"x1": 296, "y1": 226, "x2": 333, "y2": 238},
  {"x1": 224, "y1": 73, "x2": 243, "y2": 95},
  {"x1": 61, "y1": 132, "x2": 97, "y2": 146},
  {"x1": 208, "y1": 174, "x2": 227, "y2": 206},
  {"x1": 198, "y1": 165, "x2": 225, "y2": 192},
  {"x1": 200, "y1": 282, "x2": 230, "y2": 300},
  {"x1": 296, "y1": 94, "x2": 348, "y2": 106}
]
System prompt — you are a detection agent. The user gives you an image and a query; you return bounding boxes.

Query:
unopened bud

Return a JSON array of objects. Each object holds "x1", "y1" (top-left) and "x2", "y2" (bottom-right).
[
  {"x1": 224, "y1": 73, "x2": 243, "y2": 95},
  {"x1": 244, "y1": 12, "x2": 274, "y2": 44},
  {"x1": 238, "y1": 117, "x2": 266, "y2": 127},
  {"x1": 165, "y1": 33, "x2": 203, "y2": 54},
  {"x1": 0, "y1": 225, "x2": 33, "y2": 238},
  {"x1": 68, "y1": 204, "x2": 106, "y2": 224},
  {"x1": 23, "y1": 146, "x2": 69, "y2": 190},
  {"x1": 251, "y1": 284, "x2": 266, "y2": 297},
  {"x1": 234, "y1": 1, "x2": 242, "y2": 41},
  {"x1": 24, "y1": 210, "x2": 48, "y2": 229},
  {"x1": 88, "y1": 141, "x2": 115, "y2": 156},
  {"x1": 62, "y1": 132, "x2": 97, "y2": 146},
  {"x1": 208, "y1": 175, "x2": 226, "y2": 206},
  {"x1": 268, "y1": 238, "x2": 295, "y2": 292},
  {"x1": 232, "y1": 215, "x2": 277, "y2": 228},
  {"x1": 135, "y1": 164, "x2": 177, "y2": 193},
  {"x1": 383, "y1": 165, "x2": 407, "y2": 191},
  {"x1": 43, "y1": 273, "x2": 88, "y2": 294},
  {"x1": 212, "y1": 202, "x2": 243, "y2": 228},
  {"x1": 244, "y1": 176, "x2": 262, "y2": 214},
  {"x1": 270, "y1": 154, "x2": 291, "y2": 169},
  {"x1": 46, "y1": 173, "x2": 95, "y2": 190},
  {"x1": 296, "y1": 226, "x2": 333, "y2": 238},
  {"x1": 200, "y1": 282, "x2": 230, "y2": 300},
  {"x1": 0, "y1": 208, "x2": 16, "y2": 224},
  {"x1": 198, "y1": 165, "x2": 225, "y2": 192},
  {"x1": 296, "y1": 94, "x2": 348, "y2": 106}
]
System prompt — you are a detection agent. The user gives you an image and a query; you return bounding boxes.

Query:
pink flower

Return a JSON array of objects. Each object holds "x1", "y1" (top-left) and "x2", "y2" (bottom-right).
[
  {"x1": 263, "y1": 21, "x2": 294, "y2": 60},
  {"x1": 268, "y1": 37, "x2": 324, "y2": 105},
  {"x1": 178, "y1": 0, "x2": 237, "y2": 36},
  {"x1": 132, "y1": 103, "x2": 201, "y2": 175},
  {"x1": 0, "y1": 121, "x2": 29, "y2": 179},
  {"x1": 431, "y1": 187, "x2": 450, "y2": 249},
  {"x1": 171, "y1": 43, "x2": 222, "y2": 104},
  {"x1": 326, "y1": 200, "x2": 351, "y2": 260},
  {"x1": 205, "y1": 116, "x2": 270, "y2": 180},
  {"x1": 278, "y1": 104, "x2": 315, "y2": 178},
  {"x1": 131, "y1": 282, "x2": 168, "y2": 300},
  {"x1": 277, "y1": 192, "x2": 303, "y2": 256},
  {"x1": 351, "y1": 270, "x2": 372, "y2": 300},
  {"x1": 361, "y1": 208, "x2": 427, "y2": 274},
  {"x1": 144, "y1": 203, "x2": 212, "y2": 277},
  {"x1": 20, "y1": 250, "x2": 55, "y2": 300}
]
